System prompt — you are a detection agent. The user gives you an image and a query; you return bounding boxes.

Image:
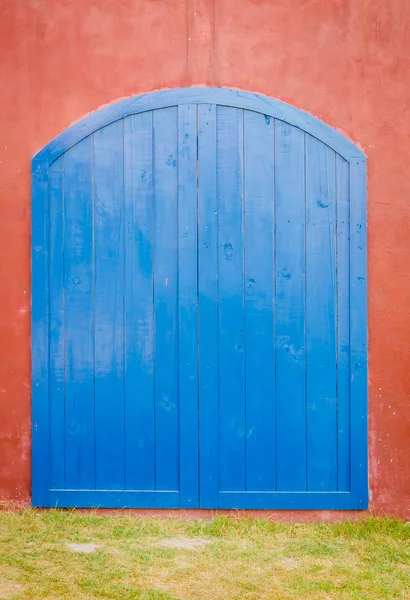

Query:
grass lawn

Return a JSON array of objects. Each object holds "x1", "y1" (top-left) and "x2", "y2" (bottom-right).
[{"x1": 0, "y1": 512, "x2": 409, "y2": 599}]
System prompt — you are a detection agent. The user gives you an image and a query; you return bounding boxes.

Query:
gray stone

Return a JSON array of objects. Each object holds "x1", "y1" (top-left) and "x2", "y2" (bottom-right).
[
  {"x1": 67, "y1": 542, "x2": 101, "y2": 553},
  {"x1": 159, "y1": 537, "x2": 211, "y2": 550},
  {"x1": 0, "y1": 580, "x2": 22, "y2": 599},
  {"x1": 279, "y1": 557, "x2": 298, "y2": 570}
]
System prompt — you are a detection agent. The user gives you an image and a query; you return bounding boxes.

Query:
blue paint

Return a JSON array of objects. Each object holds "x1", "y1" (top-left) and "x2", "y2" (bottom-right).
[
  {"x1": 177, "y1": 104, "x2": 199, "y2": 507},
  {"x1": 336, "y1": 155, "x2": 351, "y2": 492},
  {"x1": 93, "y1": 122, "x2": 125, "y2": 489},
  {"x1": 349, "y1": 158, "x2": 368, "y2": 509},
  {"x1": 123, "y1": 112, "x2": 155, "y2": 490},
  {"x1": 218, "y1": 491, "x2": 353, "y2": 510},
  {"x1": 64, "y1": 138, "x2": 95, "y2": 489},
  {"x1": 275, "y1": 121, "x2": 307, "y2": 492},
  {"x1": 49, "y1": 157, "x2": 65, "y2": 489},
  {"x1": 198, "y1": 104, "x2": 219, "y2": 508},
  {"x1": 152, "y1": 107, "x2": 179, "y2": 492},
  {"x1": 243, "y1": 110, "x2": 275, "y2": 491},
  {"x1": 217, "y1": 106, "x2": 246, "y2": 492},
  {"x1": 32, "y1": 88, "x2": 367, "y2": 509},
  {"x1": 305, "y1": 137, "x2": 337, "y2": 491}
]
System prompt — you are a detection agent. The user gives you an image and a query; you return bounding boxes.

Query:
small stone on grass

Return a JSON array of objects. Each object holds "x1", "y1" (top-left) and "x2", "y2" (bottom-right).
[
  {"x1": 159, "y1": 537, "x2": 211, "y2": 550},
  {"x1": 67, "y1": 542, "x2": 101, "y2": 554},
  {"x1": 0, "y1": 580, "x2": 22, "y2": 599},
  {"x1": 279, "y1": 557, "x2": 298, "y2": 570}
]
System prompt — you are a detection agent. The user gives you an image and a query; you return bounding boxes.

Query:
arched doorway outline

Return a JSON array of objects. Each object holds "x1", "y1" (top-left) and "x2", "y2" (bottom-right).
[{"x1": 32, "y1": 87, "x2": 367, "y2": 509}]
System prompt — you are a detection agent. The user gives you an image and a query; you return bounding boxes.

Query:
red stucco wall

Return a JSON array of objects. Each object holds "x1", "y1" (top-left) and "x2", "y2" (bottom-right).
[{"x1": 1, "y1": 0, "x2": 409, "y2": 518}]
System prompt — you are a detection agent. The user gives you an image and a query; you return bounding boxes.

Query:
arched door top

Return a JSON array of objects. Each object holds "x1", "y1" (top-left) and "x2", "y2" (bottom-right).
[{"x1": 34, "y1": 87, "x2": 365, "y2": 165}]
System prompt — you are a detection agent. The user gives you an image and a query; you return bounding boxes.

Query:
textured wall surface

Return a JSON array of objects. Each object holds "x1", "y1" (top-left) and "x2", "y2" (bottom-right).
[{"x1": 0, "y1": 0, "x2": 409, "y2": 518}]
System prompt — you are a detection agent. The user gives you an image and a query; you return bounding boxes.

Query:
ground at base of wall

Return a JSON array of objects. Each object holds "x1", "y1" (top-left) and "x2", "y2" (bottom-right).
[
  {"x1": 0, "y1": 511, "x2": 409, "y2": 599},
  {"x1": 2, "y1": 501, "x2": 405, "y2": 523}
]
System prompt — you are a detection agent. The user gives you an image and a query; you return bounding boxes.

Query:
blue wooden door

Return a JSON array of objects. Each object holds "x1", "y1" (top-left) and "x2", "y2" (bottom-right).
[{"x1": 32, "y1": 88, "x2": 367, "y2": 509}]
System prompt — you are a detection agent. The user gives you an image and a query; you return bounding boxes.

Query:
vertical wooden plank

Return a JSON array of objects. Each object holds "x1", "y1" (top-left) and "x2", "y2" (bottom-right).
[
  {"x1": 336, "y1": 155, "x2": 350, "y2": 491},
  {"x1": 32, "y1": 158, "x2": 50, "y2": 506},
  {"x1": 123, "y1": 113, "x2": 155, "y2": 491},
  {"x1": 275, "y1": 122, "x2": 307, "y2": 491},
  {"x1": 243, "y1": 111, "x2": 275, "y2": 491},
  {"x1": 49, "y1": 157, "x2": 65, "y2": 489},
  {"x1": 178, "y1": 104, "x2": 199, "y2": 507},
  {"x1": 153, "y1": 107, "x2": 179, "y2": 492},
  {"x1": 64, "y1": 137, "x2": 95, "y2": 489},
  {"x1": 217, "y1": 106, "x2": 246, "y2": 492},
  {"x1": 94, "y1": 122, "x2": 125, "y2": 490},
  {"x1": 198, "y1": 104, "x2": 219, "y2": 508},
  {"x1": 305, "y1": 136, "x2": 337, "y2": 491},
  {"x1": 349, "y1": 156, "x2": 368, "y2": 508}
]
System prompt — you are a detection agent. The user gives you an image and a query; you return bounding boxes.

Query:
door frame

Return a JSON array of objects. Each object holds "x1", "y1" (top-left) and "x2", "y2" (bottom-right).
[{"x1": 32, "y1": 87, "x2": 367, "y2": 509}]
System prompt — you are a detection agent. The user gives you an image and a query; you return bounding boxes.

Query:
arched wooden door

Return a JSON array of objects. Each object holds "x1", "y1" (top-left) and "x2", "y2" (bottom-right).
[{"x1": 32, "y1": 88, "x2": 367, "y2": 509}]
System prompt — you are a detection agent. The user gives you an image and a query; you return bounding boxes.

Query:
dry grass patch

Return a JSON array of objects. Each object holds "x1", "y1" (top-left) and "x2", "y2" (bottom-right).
[{"x1": 0, "y1": 511, "x2": 409, "y2": 599}]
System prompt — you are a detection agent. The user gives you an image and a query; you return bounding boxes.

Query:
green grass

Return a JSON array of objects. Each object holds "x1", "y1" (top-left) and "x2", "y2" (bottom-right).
[{"x1": 0, "y1": 511, "x2": 409, "y2": 599}]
